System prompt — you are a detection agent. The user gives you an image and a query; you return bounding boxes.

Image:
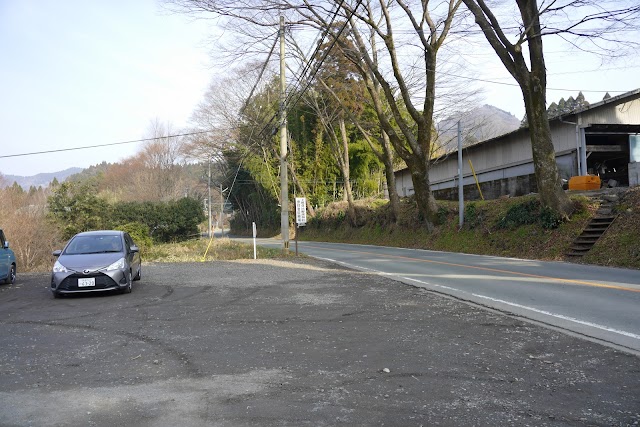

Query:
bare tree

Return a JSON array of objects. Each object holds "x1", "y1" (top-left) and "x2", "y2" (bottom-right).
[
  {"x1": 337, "y1": 0, "x2": 464, "y2": 229},
  {"x1": 1, "y1": 185, "x2": 59, "y2": 272},
  {"x1": 461, "y1": 0, "x2": 640, "y2": 218},
  {"x1": 168, "y1": 0, "x2": 480, "y2": 229}
]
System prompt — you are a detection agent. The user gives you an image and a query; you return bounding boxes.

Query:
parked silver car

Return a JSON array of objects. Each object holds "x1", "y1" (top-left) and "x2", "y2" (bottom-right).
[{"x1": 51, "y1": 230, "x2": 141, "y2": 298}]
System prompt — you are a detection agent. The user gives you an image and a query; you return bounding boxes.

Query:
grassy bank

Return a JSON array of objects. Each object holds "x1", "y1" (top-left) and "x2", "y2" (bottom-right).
[{"x1": 297, "y1": 187, "x2": 640, "y2": 270}]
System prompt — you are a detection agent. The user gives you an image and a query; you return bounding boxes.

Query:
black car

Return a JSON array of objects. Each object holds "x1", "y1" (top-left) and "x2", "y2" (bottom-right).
[{"x1": 51, "y1": 230, "x2": 142, "y2": 298}]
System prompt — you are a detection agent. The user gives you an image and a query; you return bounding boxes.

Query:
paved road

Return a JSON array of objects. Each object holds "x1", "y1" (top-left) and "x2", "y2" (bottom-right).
[
  {"x1": 1, "y1": 260, "x2": 639, "y2": 426},
  {"x1": 243, "y1": 238, "x2": 640, "y2": 354}
]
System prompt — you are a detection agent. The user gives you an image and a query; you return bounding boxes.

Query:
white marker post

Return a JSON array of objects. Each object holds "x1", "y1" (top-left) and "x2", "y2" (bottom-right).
[
  {"x1": 252, "y1": 222, "x2": 257, "y2": 260},
  {"x1": 294, "y1": 197, "x2": 307, "y2": 256}
]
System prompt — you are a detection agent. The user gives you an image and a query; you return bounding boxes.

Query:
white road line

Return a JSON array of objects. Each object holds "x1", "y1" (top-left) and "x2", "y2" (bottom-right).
[
  {"x1": 469, "y1": 293, "x2": 640, "y2": 340},
  {"x1": 400, "y1": 276, "x2": 460, "y2": 292},
  {"x1": 315, "y1": 258, "x2": 640, "y2": 341},
  {"x1": 402, "y1": 276, "x2": 640, "y2": 341}
]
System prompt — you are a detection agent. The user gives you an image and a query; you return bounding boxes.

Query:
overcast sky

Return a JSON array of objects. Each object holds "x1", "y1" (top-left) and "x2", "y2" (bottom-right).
[{"x1": 1, "y1": 1, "x2": 639, "y2": 177}]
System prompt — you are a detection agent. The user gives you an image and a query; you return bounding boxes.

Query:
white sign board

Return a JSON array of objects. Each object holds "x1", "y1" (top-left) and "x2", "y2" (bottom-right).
[
  {"x1": 295, "y1": 197, "x2": 307, "y2": 225},
  {"x1": 252, "y1": 222, "x2": 257, "y2": 259}
]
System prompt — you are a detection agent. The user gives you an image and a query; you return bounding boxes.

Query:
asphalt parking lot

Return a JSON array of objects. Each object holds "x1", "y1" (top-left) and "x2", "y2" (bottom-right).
[{"x1": 0, "y1": 258, "x2": 638, "y2": 426}]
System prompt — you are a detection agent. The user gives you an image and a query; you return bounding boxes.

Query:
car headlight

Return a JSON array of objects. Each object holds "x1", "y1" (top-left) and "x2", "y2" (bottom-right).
[
  {"x1": 106, "y1": 257, "x2": 126, "y2": 271},
  {"x1": 53, "y1": 260, "x2": 68, "y2": 273}
]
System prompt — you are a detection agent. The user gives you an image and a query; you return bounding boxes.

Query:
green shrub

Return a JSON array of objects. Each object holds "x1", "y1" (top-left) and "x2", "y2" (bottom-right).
[
  {"x1": 539, "y1": 207, "x2": 562, "y2": 229},
  {"x1": 464, "y1": 203, "x2": 485, "y2": 229},
  {"x1": 437, "y1": 206, "x2": 449, "y2": 224},
  {"x1": 496, "y1": 199, "x2": 564, "y2": 230},
  {"x1": 116, "y1": 222, "x2": 153, "y2": 250},
  {"x1": 496, "y1": 199, "x2": 539, "y2": 229}
]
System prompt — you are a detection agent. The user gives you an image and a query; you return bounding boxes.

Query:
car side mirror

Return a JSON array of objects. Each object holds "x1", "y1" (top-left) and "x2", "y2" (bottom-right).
[
  {"x1": 130, "y1": 245, "x2": 139, "y2": 253},
  {"x1": 52, "y1": 250, "x2": 62, "y2": 257}
]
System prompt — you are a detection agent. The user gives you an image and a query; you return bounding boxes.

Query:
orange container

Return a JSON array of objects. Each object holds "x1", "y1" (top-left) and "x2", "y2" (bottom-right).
[{"x1": 568, "y1": 175, "x2": 601, "y2": 191}]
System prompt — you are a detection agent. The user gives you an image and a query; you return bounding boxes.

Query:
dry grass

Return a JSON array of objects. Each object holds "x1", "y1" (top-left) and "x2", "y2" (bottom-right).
[{"x1": 144, "y1": 237, "x2": 294, "y2": 263}]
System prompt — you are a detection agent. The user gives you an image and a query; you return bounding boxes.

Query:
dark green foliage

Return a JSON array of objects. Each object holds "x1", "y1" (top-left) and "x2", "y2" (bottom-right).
[
  {"x1": 47, "y1": 181, "x2": 110, "y2": 239},
  {"x1": 496, "y1": 199, "x2": 563, "y2": 230},
  {"x1": 464, "y1": 203, "x2": 486, "y2": 229},
  {"x1": 437, "y1": 206, "x2": 449, "y2": 224},
  {"x1": 111, "y1": 198, "x2": 205, "y2": 243},
  {"x1": 539, "y1": 207, "x2": 563, "y2": 229},
  {"x1": 117, "y1": 222, "x2": 153, "y2": 250},
  {"x1": 496, "y1": 199, "x2": 539, "y2": 229},
  {"x1": 48, "y1": 182, "x2": 204, "y2": 243}
]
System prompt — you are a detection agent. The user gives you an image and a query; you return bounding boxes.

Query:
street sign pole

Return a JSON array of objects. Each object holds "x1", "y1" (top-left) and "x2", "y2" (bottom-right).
[
  {"x1": 252, "y1": 222, "x2": 257, "y2": 260},
  {"x1": 295, "y1": 197, "x2": 307, "y2": 257}
]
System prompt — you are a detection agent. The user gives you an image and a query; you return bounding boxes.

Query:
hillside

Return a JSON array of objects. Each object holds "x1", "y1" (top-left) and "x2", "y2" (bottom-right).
[
  {"x1": 437, "y1": 105, "x2": 521, "y2": 152},
  {"x1": 1, "y1": 167, "x2": 83, "y2": 189},
  {"x1": 296, "y1": 187, "x2": 640, "y2": 270}
]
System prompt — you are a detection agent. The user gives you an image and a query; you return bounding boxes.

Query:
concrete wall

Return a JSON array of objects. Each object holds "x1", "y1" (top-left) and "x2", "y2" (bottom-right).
[
  {"x1": 433, "y1": 174, "x2": 537, "y2": 201},
  {"x1": 575, "y1": 97, "x2": 640, "y2": 125}
]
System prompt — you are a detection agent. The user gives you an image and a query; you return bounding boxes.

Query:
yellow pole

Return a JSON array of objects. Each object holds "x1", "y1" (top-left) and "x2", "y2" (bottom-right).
[
  {"x1": 202, "y1": 234, "x2": 216, "y2": 262},
  {"x1": 468, "y1": 159, "x2": 484, "y2": 201}
]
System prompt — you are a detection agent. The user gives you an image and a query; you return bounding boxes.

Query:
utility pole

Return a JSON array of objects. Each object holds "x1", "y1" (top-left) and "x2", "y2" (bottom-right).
[
  {"x1": 208, "y1": 156, "x2": 212, "y2": 238},
  {"x1": 279, "y1": 15, "x2": 290, "y2": 253},
  {"x1": 220, "y1": 183, "x2": 225, "y2": 238},
  {"x1": 458, "y1": 120, "x2": 464, "y2": 227}
]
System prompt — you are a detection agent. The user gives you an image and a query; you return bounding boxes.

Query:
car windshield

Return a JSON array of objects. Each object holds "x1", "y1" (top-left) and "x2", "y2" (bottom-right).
[{"x1": 64, "y1": 235, "x2": 123, "y2": 255}]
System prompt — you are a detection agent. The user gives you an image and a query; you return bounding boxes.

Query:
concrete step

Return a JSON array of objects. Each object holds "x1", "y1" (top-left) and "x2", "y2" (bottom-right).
[
  {"x1": 584, "y1": 228, "x2": 609, "y2": 233},
  {"x1": 575, "y1": 237, "x2": 600, "y2": 244},
  {"x1": 565, "y1": 194, "x2": 619, "y2": 261},
  {"x1": 591, "y1": 217, "x2": 615, "y2": 223},
  {"x1": 570, "y1": 245, "x2": 593, "y2": 252},
  {"x1": 579, "y1": 232, "x2": 603, "y2": 238}
]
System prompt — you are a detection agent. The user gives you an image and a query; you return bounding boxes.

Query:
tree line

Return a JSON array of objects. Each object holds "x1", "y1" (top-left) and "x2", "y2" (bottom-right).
[
  {"x1": 0, "y1": 127, "x2": 208, "y2": 272},
  {"x1": 171, "y1": 0, "x2": 639, "y2": 231}
]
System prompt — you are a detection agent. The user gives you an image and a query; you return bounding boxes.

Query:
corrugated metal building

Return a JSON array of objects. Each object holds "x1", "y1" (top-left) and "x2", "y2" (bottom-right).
[{"x1": 395, "y1": 89, "x2": 640, "y2": 200}]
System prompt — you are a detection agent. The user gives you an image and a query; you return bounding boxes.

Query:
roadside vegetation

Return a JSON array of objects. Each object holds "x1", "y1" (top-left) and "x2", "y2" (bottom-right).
[
  {"x1": 2, "y1": 2, "x2": 638, "y2": 274},
  {"x1": 294, "y1": 188, "x2": 640, "y2": 270},
  {"x1": 144, "y1": 237, "x2": 291, "y2": 263}
]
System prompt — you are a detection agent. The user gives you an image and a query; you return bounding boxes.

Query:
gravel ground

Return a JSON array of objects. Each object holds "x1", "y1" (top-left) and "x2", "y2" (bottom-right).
[{"x1": 0, "y1": 258, "x2": 638, "y2": 426}]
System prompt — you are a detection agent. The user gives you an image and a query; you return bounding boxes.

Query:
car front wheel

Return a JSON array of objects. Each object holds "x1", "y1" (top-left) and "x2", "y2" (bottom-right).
[
  {"x1": 4, "y1": 265, "x2": 16, "y2": 285},
  {"x1": 123, "y1": 271, "x2": 132, "y2": 294}
]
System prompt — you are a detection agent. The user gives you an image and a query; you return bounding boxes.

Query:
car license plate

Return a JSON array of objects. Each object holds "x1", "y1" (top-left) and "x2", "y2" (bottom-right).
[{"x1": 78, "y1": 278, "x2": 95, "y2": 287}]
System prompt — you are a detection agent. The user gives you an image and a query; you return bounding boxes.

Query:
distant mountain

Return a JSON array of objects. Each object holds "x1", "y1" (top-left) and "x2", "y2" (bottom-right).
[
  {"x1": 1, "y1": 167, "x2": 84, "y2": 189},
  {"x1": 436, "y1": 105, "x2": 521, "y2": 152}
]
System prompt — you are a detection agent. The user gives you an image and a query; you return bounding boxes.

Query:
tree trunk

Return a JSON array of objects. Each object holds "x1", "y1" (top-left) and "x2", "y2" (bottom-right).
[
  {"x1": 462, "y1": 0, "x2": 574, "y2": 219},
  {"x1": 338, "y1": 118, "x2": 357, "y2": 225},
  {"x1": 522, "y1": 87, "x2": 574, "y2": 218},
  {"x1": 519, "y1": 0, "x2": 574, "y2": 218},
  {"x1": 380, "y1": 131, "x2": 400, "y2": 222},
  {"x1": 406, "y1": 157, "x2": 439, "y2": 230}
]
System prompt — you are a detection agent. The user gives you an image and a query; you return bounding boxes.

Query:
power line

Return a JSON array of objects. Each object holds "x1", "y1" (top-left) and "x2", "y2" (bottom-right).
[
  {"x1": 241, "y1": 30, "x2": 279, "y2": 114},
  {"x1": 285, "y1": 0, "x2": 365, "y2": 112},
  {"x1": 400, "y1": 60, "x2": 634, "y2": 93},
  {"x1": 285, "y1": 0, "x2": 346, "y2": 102},
  {"x1": 0, "y1": 130, "x2": 219, "y2": 159}
]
